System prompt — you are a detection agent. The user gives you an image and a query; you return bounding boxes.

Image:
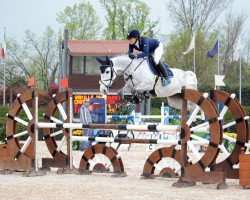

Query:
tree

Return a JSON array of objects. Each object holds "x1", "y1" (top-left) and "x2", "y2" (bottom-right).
[
  {"x1": 220, "y1": 11, "x2": 247, "y2": 87},
  {"x1": 100, "y1": 0, "x2": 159, "y2": 39},
  {"x1": 23, "y1": 27, "x2": 59, "y2": 90},
  {"x1": 0, "y1": 38, "x2": 30, "y2": 87},
  {"x1": 56, "y1": 1, "x2": 102, "y2": 39},
  {"x1": 167, "y1": 0, "x2": 233, "y2": 34},
  {"x1": 6, "y1": 27, "x2": 59, "y2": 91}
]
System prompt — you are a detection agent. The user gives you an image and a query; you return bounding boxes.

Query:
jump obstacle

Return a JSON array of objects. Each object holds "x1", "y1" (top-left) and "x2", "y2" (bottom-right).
[{"x1": 1, "y1": 88, "x2": 250, "y2": 188}]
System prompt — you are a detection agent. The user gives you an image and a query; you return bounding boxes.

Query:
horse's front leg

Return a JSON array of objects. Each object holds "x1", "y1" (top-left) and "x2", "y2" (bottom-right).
[
  {"x1": 117, "y1": 84, "x2": 133, "y2": 99},
  {"x1": 132, "y1": 82, "x2": 152, "y2": 100},
  {"x1": 117, "y1": 86, "x2": 142, "y2": 104}
]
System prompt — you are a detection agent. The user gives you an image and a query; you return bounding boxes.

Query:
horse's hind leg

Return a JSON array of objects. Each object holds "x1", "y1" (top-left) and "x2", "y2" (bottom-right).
[
  {"x1": 167, "y1": 94, "x2": 182, "y2": 110},
  {"x1": 167, "y1": 94, "x2": 196, "y2": 111}
]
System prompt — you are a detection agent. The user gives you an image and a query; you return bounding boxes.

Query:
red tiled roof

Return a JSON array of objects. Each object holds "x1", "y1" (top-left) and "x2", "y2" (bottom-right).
[{"x1": 68, "y1": 40, "x2": 129, "y2": 55}]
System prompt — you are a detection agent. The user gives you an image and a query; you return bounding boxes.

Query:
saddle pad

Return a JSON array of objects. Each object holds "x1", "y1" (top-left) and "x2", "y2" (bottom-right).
[{"x1": 147, "y1": 58, "x2": 174, "y2": 78}]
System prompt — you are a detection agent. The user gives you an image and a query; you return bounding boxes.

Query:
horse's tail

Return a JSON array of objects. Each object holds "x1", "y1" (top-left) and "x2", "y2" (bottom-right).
[{"x1": 185, "y1": 71, "x2": 198, "y2": 90}]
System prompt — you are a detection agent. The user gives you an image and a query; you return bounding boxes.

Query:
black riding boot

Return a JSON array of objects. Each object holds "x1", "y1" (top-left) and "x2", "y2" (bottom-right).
[{"x1": 157, "y1": 62, "x2": 170, "y2": 85}]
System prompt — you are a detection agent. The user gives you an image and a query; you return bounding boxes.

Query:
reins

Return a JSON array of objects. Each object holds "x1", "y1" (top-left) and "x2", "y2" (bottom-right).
[{"x1": 124, "y1": 58, "x2": 146, "y2": 87}]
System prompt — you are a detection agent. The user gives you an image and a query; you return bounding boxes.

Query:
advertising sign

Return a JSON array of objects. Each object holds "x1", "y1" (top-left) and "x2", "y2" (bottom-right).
[{"x1": 73, "y1": 94, "x2": 124, "y2": 118}]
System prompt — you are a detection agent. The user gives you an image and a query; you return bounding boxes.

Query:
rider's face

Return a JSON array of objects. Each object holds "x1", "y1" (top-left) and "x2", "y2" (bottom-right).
[{"x1": 128, "y1": 38, "x2": 137, "y2": 45}]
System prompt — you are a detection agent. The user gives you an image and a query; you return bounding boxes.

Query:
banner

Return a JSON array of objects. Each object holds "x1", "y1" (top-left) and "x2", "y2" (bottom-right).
[
  {"x1": 207, "y1": 39, "x2": 218, "y2": 58},
  {"x1": 27, "y1": 77, "x2": 36, "y2": 87},
  {"x1": 1, "y1": 28, "x2": 6, "y2": 59},
  {"x1": 215, "y1": 75, "x2": 225, "y2": 86},
  {"x1": 183, "y1": 33, "x2": 195, "y2": 55},
  {"x1": 61, "y1": 77, "x2": 68, "y2": 88}
]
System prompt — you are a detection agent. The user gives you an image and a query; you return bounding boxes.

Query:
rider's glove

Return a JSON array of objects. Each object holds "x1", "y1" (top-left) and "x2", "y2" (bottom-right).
[{"x1": 129, "y1": 53, "x2": 137, "y2": 59}]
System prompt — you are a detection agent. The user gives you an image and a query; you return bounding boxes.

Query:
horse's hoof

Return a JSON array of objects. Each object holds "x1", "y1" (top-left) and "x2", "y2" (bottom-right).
[
  {"x1": 130, "y1": 96, "x2": 140, "y2": 104},
  {"x1": 134, "y1": 91, "x2": 145, "y2": 100},
  {"x1": 143, "y1": 92, "x2": 151, "y2": 99}
]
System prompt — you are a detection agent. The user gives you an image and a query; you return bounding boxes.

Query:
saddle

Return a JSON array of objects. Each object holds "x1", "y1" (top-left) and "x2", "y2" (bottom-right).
[{"x1": 147, "y1": 56, "x2": 173, "y2": 78}]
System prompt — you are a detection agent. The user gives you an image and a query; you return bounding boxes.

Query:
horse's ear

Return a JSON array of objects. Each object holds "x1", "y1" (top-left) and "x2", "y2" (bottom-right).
[
  {"x1": 105, "y1": 56, "x2": 111, "y2": 65},
  {"x1": 96, "y1": 57, "x2": 107, "y2": 65}
]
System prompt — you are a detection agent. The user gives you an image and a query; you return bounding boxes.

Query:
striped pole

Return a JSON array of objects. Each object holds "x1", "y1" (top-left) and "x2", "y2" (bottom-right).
[
  {"x1": 72, "y1": 136, "x2": 179, "y2": 144},
  {"x1": 107, "y1": 115, "x2": 188, "y2": 119},
  {"x1": 70, "y1": 135, "x2": 209, "y2": 146},
  {"x1": 36, "y1": 122, "x2": 209, "y2": 133},
  {"x1": 34, "y1": 93, "x2": 38, "y2": 172},
  {"x1": 106, "y1": 115, "x2": 202, "y2": 120},
  {"x1": 106, "y1": 115, "x2": 163, "y2": 119},
  {"x1": 37, "y1": 122, "x2": 209, "y2": 133},
  {"x1": 37, "y1": 123, "x2": 181, "y2": 133},
  {"x1": 69, "y1": 94, "x2": 73, "y2": 170}
]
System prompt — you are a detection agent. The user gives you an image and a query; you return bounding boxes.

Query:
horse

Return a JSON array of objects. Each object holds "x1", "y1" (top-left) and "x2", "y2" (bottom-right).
[{"x1": 97, "y1": 55, "x2": 198, "y2": 111}]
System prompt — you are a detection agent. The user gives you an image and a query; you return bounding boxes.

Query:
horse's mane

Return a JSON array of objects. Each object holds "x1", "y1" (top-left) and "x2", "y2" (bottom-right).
[
  {"x1": 111, "y1": 54, "x2": 132, "y2": 65},
  {"x1": 112, "y1": 53, "x2": 128, "y2": 58}
]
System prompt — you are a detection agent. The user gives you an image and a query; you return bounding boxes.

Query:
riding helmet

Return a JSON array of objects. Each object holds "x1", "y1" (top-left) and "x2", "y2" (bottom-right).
[{"x1": 127, "y1": 29, "x2": 140, "y2": 39}]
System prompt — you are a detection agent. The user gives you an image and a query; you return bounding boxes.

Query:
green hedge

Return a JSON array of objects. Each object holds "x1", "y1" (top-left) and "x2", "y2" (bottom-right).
[{"x1": 0, "y1": 106, "x2": 9, "y2": 142}]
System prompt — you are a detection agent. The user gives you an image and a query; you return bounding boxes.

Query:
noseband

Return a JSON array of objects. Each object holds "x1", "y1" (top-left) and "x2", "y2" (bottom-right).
[{"x1": 99, "y1": 62, "x2": 117, "y2": 89}]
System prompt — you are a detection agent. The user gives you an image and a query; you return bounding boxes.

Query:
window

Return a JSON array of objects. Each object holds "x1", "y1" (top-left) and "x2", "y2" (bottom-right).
[
  {"x1": 85, "y1": 56, "x2": 104, "y2": 75},
  {"x1": 71, "y1": 55, "x2": 105, "y2": 75},
  {"x1": 72, "y1": 56, "x2": 84, "y2": 74}
]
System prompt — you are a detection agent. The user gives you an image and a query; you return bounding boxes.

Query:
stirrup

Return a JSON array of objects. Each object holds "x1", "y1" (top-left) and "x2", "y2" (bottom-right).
[{"x1": 161, "y1": 77, "x2": 170, "y2": 86}]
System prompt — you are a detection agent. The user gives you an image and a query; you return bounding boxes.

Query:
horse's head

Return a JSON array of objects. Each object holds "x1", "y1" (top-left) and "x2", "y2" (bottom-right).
[{"x1": 96, "y1": 56, "x2": 117, "y2": 95}]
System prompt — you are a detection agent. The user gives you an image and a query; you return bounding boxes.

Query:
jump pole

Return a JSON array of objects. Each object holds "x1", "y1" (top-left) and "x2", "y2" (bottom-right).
[
  {"x1": 70, "y1": 135, "x2": 208, "y2": 146},
  {"x1": 57, "y1": 88, "x2": 77, "y2": 174},
  {"x1": 69, "y1": 92, "x2": 73, "y2": 170},
  {"x1": 172, "y1": 87, "x2": 196, "y2": 187},
  {"x1": 37, "y1": 123, "x2": 181, "y2": 132},
  {"x1": 23, "y1": 90, "x2": 46, "y2": 176}
]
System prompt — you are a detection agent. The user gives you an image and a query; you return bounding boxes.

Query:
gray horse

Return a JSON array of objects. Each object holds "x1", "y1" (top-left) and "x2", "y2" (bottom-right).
[{"x1": 97, "y1": 55, "x2": 197, "y2": 110}]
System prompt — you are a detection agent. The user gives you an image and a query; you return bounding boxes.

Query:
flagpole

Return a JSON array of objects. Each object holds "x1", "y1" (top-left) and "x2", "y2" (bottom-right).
[
  {"x1": 3, "y1": 58, "x2": 6, "y2": 106},
  {"x1": 217, "y1": 39, "x2": 220, "y2": 75},
  {"x1": 193, "y1": 32, "x2": 196, "y2": 74},
  {"x1": 3, "y1": 27, "x2": 6, "y2": 106},
  {"x1": 239, "y1": 47, "x2": 242, "y2": 104}
]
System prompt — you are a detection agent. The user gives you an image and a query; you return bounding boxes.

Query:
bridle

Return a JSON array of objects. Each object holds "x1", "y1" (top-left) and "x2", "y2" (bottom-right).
[
  {"x1": 99, "y1": 61, "x2": 117, "y2": 89},
  {"x1": 99, "y1": 57, "x2": 146, "y2": 89}
]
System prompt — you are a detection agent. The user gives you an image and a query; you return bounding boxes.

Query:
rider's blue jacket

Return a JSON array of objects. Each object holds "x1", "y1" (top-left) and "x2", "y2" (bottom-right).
[{"x1": 128, "y1": 37, "x2": 160, "y2": 59}]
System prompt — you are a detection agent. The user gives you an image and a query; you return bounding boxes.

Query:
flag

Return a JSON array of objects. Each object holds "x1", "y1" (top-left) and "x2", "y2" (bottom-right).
[
  {"x1": 61, "y1": 77, "x2": 68, "y2": 88},
  {"x1": 235, "y1": 36, "x2": 242, "y2": 60},
  {"x1": 207, "y1": 39, "x2": 218, "y2": 58},
  {"x1": 215, "y1": 75, "x2": 225, "y2": 87},
  {"x1": 236, "y1": 36, "x2": 242, "y2": 51},
  {"x1": 1, "y1": 28, "x2": 6, "y2": 59},
  {"x1": 27, "y1": 77, "x2": 36, "y2": 87},
  {"x1": 183, "y1": 33, "x2": 195, "y2": 55}
]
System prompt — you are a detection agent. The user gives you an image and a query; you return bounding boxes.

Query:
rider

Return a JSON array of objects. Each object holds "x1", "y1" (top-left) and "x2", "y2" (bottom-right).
[{"x1": 127, "y1": 29, "x2": 170, "y2": 84}]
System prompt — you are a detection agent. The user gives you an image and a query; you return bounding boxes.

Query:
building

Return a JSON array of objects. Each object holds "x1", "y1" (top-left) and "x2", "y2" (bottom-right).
[{"x1": 68, "y1": 39, "x2": 128, "y2": 93}]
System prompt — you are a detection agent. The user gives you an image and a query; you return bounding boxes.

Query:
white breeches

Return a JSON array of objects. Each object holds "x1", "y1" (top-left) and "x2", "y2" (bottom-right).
[{"x1": 153, "y1": 42, "x2": 163, "y2": 64}]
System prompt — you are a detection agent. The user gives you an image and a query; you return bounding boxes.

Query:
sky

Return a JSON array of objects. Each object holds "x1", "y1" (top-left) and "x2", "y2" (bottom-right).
[{"x1": 0, "y1": 0, "x2": 250, "y2": 43}]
